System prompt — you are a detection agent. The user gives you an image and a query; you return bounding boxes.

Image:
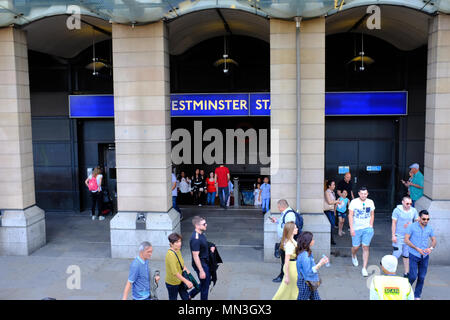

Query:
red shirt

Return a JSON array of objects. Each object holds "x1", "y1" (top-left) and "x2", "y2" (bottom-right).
[
  {"x1": 215, "y1": 166, "x2": 230, "y2": 188},
  {"x1": 206, "y1": 178, "x2": 216, "y2": 193}
]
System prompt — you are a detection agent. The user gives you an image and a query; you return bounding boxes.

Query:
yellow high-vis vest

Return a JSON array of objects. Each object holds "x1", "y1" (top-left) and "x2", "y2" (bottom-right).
[{"x1": 371, "y1": 275, "x2": 414, "y2": 300}]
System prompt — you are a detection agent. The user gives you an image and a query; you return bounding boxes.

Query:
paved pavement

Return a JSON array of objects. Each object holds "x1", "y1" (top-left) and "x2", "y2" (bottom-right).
[{"x1": 0, "y1": 207, "x2": 449, "y2": 300}]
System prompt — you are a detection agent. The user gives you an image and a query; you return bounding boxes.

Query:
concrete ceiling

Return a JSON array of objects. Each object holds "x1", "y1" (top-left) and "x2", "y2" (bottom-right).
[
  {"x1": 21, "y1": 5, "x2": 432, "y2": 59},
  {"x1": 22, "y1": 15, "x2": 111, "y2": 59},
  {"x1": 167, "y1": 9, "x2": 269, "y2": 55},
  {"x1": 326, "y1": 5, "x2": 431, "y2": 51}
]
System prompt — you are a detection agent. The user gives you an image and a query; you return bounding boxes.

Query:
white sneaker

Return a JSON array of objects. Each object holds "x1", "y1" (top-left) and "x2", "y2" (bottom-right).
[
  {"x1": 91, "y1": 216, "x2": 96, "y2": 220},
  {"x1": 352, "y1": 255, "x2": 359, "y2": 267},
  {"x1": 362, "y1": 268, "x2": 368, "y2": 277},
  {"x1": 99, "y1": 216, "x2": 105, "y2": 221}
]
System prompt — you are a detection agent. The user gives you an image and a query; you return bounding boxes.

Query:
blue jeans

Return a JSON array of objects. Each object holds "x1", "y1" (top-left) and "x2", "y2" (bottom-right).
[
  {"x1": 172, "y1": 196, "x2": 181, "y2": 213},
  {"x1": 207, "y1": 192, "x2": 216, "y2": 205},
  {"x1": 190, "y1": 263, "x2": 210, "y2": 300},
  {"x1": 218, "y1": 187, "x2": 229, "y2": 208},
  {"x1": 262, "y1": 198, "x2": 270, "y2": 213},
  {"x1": 324, "y1": 210, "x2": 335, "y2": 228},
  {"x1": 166, "y1": 282, "x2": 189, "y2": 300},
  {"x1": 409, "y1": 254, "x2": 429, "y2": 298}
]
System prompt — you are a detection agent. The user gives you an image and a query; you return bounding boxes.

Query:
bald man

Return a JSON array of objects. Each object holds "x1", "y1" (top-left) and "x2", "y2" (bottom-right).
[{"x1": 337, "y1": 172, "x2": 354, "y2": 201}]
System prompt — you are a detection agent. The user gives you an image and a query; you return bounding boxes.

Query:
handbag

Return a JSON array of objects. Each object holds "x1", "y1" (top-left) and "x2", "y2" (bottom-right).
[
  {"x1": 170, "y1": 250, "x2": 200, "y2": 291},
  {"x1": 306, "y1": 277, "x2": 322, "y2": 292},
  {"x1": 274, "y1": 242, "x2": 281, "y2": 259}
]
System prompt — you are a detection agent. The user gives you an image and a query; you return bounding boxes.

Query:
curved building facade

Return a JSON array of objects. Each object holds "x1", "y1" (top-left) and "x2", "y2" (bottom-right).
[{"x1": 0, "y1": 1, "x2": 449, "y2": 263}]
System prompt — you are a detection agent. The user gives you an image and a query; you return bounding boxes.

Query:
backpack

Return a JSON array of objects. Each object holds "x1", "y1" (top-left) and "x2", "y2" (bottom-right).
[
  {"x1": 282, "y1": 209, "x2": 303, "y2": 240},
  {"x1": 88, "y1": 176, "x2": 98, "y2": 191}
]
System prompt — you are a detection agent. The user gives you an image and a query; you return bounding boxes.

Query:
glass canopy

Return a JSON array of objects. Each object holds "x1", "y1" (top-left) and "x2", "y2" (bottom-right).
[{"x1": 0, "y1": 0, "x2": 448, "y2": 27}]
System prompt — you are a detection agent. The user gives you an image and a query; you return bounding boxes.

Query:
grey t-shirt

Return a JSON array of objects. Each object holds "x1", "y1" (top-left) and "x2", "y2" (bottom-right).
[{"x1": 392, "y1": 205, "x2": 419, "y2": 237}]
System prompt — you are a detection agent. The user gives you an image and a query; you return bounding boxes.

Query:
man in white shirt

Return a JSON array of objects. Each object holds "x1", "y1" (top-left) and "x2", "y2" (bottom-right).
[
  {"x1": 348, "y1": 186, "x2": 375, "y2": 277},
  {"x1": 270, "y1": 199, "x2": 296, "y2": 283}
]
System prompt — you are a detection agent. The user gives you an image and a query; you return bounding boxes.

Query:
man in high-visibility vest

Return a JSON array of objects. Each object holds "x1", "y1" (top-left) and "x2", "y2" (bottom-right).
[{"x1": 370, "y1": 255, "x2": 414, "y2": 300}]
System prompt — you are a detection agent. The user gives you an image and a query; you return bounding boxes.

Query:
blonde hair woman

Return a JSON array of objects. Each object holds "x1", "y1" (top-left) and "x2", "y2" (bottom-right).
[{"x1": 273, "y1": 221, "x2": 299, "y2": 300}]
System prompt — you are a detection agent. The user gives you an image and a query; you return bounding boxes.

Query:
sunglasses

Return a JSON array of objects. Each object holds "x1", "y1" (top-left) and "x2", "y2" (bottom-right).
[
  {"x1": 404, "y1": 202, "x2": 412, "y2": 205},
  {"x1": 421, "y1": 218, "x2": 429, "y2": 221},
  {"x1": 200, "y1": 222, "x2": 208, "y2": 226}
]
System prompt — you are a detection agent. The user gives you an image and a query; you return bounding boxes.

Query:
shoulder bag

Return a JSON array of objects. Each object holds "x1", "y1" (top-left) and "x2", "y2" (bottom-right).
[{"x1": 170, "y1": 250, "x2": 200, "y2": 291}]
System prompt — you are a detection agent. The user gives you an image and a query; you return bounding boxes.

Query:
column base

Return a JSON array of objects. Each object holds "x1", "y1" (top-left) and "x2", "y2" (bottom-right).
[
  {"x1": 0, "y1": 205, "x2": 46, "y2": 256},
  {"x1": 264, "y1": 212, "x2": 330, "y2": 262},
  {"x1": 416, "y1": 197, "x2": 450, "y2": 265},
  {"x1": 110, "y1": 208, "x2": 180, "y2": 260}
]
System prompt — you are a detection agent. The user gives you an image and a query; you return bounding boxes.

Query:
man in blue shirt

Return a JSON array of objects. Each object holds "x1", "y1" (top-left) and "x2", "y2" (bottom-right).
[
  {"x1": 404, "y1": 210, "x2": 437, "y2": 300},
  {"x1": 122, "y1": 241, "x2": 160, "y2": 300},
  {"x1": 259, "y1": 177, "x2": 271, "y2": 214}
]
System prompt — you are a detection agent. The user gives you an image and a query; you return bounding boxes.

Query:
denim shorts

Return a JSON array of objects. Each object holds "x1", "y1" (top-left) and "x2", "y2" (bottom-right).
[
  {"x1": 392, "y1": 237, "x2": 409, "y2": 258},
  {"x1": 352, "y1": 227, "x2": 374, "y2": 247},
  {"x1": 337, "y1": 211, "x2": 347, "y2": 219}
]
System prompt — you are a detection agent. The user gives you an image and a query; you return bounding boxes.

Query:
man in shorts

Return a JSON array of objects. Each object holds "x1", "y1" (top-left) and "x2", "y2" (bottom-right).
[
  {"x1": 391, "y1": 196, "x2": 419, "y2": 278},
  {"x1": 348, "y1": 186, "x2": 375, "y2": 277}
]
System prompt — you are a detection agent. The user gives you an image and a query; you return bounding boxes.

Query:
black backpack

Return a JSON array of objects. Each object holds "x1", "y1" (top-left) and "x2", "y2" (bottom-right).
[{"x1": 282, "y1": 209, "x2": 304, "y2": 240}]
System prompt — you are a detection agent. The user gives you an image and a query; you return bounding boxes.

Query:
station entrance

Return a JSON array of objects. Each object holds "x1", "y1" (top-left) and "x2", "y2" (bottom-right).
[{"x1": 169, "y1": 9, "x2": 271, "y2": 207}]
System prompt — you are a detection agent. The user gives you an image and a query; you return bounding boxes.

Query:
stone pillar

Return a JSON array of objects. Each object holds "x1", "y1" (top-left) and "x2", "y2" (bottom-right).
[
  {"x1": 111, "y1": 22, "x2": 178, "y2": 259},
  {"x1": 265, "y1": 18, "x2": 329, "y2": 262},
  {"x1": 0, "y1": 27, "x2": 46, "y2": 255},
  {"x1": 416, "y1": 14, "x2": 450, "y2": 264}
]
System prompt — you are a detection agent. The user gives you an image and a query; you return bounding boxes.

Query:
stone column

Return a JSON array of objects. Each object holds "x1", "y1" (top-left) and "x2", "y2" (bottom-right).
[
  {"x1": 0, "y1": 27, "x2": 46, "y2": 255},
  {"x1": 111, "y1": 22, "x2": 178, "y2": 259},
  {"x1": 265, "y1": 18, "x2": 329, "y2": 262},
  {"x1": 416, "y1": 14, "x2": 450, "y2": 264}
]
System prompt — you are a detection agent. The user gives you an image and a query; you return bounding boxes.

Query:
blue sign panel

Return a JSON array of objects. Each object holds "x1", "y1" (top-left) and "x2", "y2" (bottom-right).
[
  {"x1": 69, "y1": 95, "x2": 114, "y2": 118},
  {"x1": 171, "y1": 94, "x2": 250, "y2": 117},
  {"x1": 338, "y1": 166, "x2": 350, "y2": 174},
  {"x1": 249, "y1": 93, "x2": 271, "y2": 116},
  {"x1": 325, "y1": 92, "x2": 407, "y2": 116},
  {"x1": 367, "y1": 166, "x2": 382, "y2": 172},
  {"x1": 68, "y1": 91, "x2": 407, "y2": 118}
]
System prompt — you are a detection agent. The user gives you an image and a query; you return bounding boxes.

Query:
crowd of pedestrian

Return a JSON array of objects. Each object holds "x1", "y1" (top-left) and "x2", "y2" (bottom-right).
[
  {"x1": 171, "y1": 165, "x2": 233, "y2": 209},
  {"x1": 121, "y1": 162, "x2": 434, "y2": 301}
]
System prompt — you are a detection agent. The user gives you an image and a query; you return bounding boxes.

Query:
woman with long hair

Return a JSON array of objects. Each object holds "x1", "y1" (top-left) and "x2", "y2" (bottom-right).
[
  {"x1": 324, "y1": 179, "x2": 339, "y2": 245},
  {"x1": 84, "y1": 166, "x2": 104, "y2": 221},
  {"x1": 273, "y1": 222, "x2": 299, "y2": 300},
  {"x1": 296, "y1": 231, "x2": 329, "y2": 300}
]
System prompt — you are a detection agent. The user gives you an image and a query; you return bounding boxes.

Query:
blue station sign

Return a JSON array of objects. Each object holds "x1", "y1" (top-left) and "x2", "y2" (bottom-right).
[
  {"x1": 170, "y1": 93, "x2": 270, "y2": 117},
  {"x1": 69, "y1": 92, "x2": 407, "y2": 118},
  {"x1": 69, "y1": 95, "x2": 114, "y2": 118}
]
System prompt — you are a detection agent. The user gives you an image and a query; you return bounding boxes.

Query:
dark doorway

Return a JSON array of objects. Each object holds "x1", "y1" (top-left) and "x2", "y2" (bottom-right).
[{"x1": 325, "y1": 117, "x2": 398, "y2": 212}]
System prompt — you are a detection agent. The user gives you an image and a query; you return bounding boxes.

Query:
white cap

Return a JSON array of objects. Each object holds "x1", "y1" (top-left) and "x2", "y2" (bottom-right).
[
  {"x1": 381, "y1": 255, "x2": 398, "y2": 273},
  {"x1": 409, "y1": 163, "x2": 420, "y2": 169}
]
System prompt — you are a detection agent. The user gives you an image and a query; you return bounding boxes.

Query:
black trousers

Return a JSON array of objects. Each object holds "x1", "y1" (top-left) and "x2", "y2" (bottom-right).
[
  {"x1": 90, "y1": 191, "x2": 102, "y2": 217},
  {"x1": 279, "y1": 248, "x2": 286, "y2": 278}
]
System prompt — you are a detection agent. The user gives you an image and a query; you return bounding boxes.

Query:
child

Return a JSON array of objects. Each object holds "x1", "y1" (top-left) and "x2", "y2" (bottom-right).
[
  {"x1": 254, "y1": 183, "x2": 262, "y2": 207},
  {"x1": 259, "y1": 177, "x2": 271, "y2": 214},
  {"x1": 336, "y1": 189, "x2": 349, "y2": 236}
]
